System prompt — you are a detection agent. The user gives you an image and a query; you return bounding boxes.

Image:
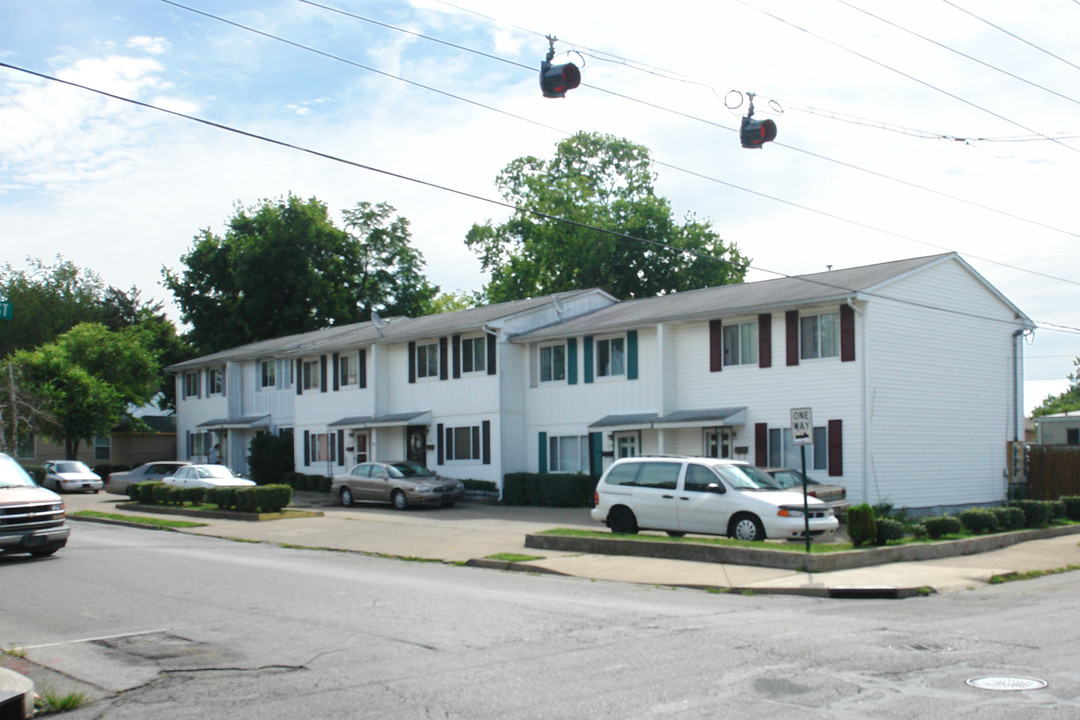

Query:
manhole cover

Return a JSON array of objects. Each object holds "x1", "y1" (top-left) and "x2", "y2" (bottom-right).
[{"x1": 967, "y1": 676, "x2": 1047, "y2": 691}]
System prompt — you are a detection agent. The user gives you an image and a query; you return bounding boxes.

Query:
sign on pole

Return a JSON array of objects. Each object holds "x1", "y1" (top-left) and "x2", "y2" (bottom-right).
[
  {"x1": 0, "y1": 301, "x2": 11, "y2": 320},
  {"x1": 790, "y1": 407, "x2": 813, "y2": 445}
]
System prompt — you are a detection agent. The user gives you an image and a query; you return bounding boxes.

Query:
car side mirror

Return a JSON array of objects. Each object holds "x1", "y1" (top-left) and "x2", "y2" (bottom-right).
[{"x1": 707, "y1": 482, "x2": 726, "y2": 495}]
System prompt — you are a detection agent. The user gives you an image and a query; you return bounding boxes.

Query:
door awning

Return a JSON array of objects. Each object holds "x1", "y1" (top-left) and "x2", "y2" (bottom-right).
[
  {"x1": 327, "y1": 411, "x2": 431, "y2": 429},
  {"x1": 589, "y1": 407, "x2": 746, "y2": 431},
  {"x1": 196, "y1": 415, "x2": 271, "y2": 430}
]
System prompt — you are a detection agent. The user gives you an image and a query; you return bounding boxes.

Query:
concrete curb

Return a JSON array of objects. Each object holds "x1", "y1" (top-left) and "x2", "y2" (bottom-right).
[
  {"x1": 525, "y1": 524, "x2": 1080, "y2": 572},
  {"x1": 0, "y1": 667, "x2": 33, "y2": 719},
  {"x1": 119, "y1": 504, "x2": 324, "y2": 522}
]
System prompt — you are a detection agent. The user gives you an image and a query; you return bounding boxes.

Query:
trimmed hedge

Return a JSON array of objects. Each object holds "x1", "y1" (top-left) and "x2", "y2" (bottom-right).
[
  {"x1": 1062, "y1": 496, "x2": 1080, "y2": 521},
  {"x1": 1009, "y1": 500, "x2": 1053, "y2": 528},
  {"x1": 502, "y1": 473, "x2": 594, "y2": 507},
  {"x1": 960, "y1": 508, "x2": 999, "y2": 534},
  {"x1": 846, "y1": 504, "x2": 877, "y2": 548},
  {"x1": 924, "y1": 515, "x2": 963, "y2": 539},
  {"x1": 874, "y1": 517, "x2": 905, "y2": 545}
]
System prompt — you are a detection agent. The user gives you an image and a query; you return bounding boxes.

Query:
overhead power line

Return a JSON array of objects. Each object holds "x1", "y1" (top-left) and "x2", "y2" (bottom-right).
[
  {"x1": 940, "y1": 0, "x2": 1080, "y2": 74},
  {"x1": 1, "y1": 60, "x2": 1070, "y2": 336}
]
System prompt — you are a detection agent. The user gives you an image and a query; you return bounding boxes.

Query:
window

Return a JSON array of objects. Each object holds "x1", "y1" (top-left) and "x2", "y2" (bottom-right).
[
  {"x1": 15, "y1": 432, "x2": 34, "y2": 459},
  {"x1": 704, "y1": 428, "x2": 733, "y2": 459},
  {"x1": 769, "y1": 426, "x2": 828, "y2": 470},
  {"x1": 353, "y1": 432, "x2": 369, "y2": 462},
  {"x1": 259, "y1": 360, "x2": 276, "y2": 389},
  {"x1": 723, "y1": 321, "x2": 758, "y2": 366},
  {"x1": 596, "y1": 336, "x2": 625, "y2": 378},
  {"x1": 93, "y1": 435, "x2": 110, "y2": 461},
  {"x1": 549, "y1": 435, "x2": 589, "y2": 473},
  {"x1": 1068, "y1": 428, "x2": 1079, "y2": 445},
  {"x1": 684, "y1": 464, "x2": 718, "y2": 492},
  {"x1": 446, "y1": 425, "x2": 481, "y2": 461},
  {"x1": 339, "y1": 354, "x2": 358, "y2": 386},
  {"x1": 207, "y1": 368, "x2": 224, "y2": 395},
  {"x1": 636, "y1": 462, "x2": 679, "y2": 489},
  {"x1": 302, "y1": 359, "x2": 319, "y2": 390},
  {"x1": 461, "y1": 336, "x2": 486, "y2": 374},
  {"x1": 417, "y1": 342, "x2": 439, "y2": 379},
  {"x1": 800, "y1": 312, "x2": 839, "y2": 360},
  {"x1": 539, "y1": 343, "x2": 566, "y2": 383},
  {"x1": 183, "y1": 371, "x2": 199, "y2": 398},
  {"x1": 190, "y1": 432, "x2": 207, "y2": 457},
  {"x1": 309, "y1": 433, "x2": 329, "y2": 463}
]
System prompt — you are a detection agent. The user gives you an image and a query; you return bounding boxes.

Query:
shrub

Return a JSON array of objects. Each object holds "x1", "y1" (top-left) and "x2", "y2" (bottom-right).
[
  {"x1": 167, "y1": 486, "x2": 187, "y2": 505},
  {"x1": 924, "y1": 515, "x2": 963, "y2": 540},
  {"x1": 235, "y1": 487, "x2": 258, "y2": 513},
  {"x1": 205, "y1": 487, "x2": 238, "y2": 510},
  {"x1": 1010, "y1": 500, "x2": 1052, "y2": 528},
  {"x1": 1051, "y1": 500, "x2": 1066, "y2": 520},
  {"x1": 960, "y1": 508, "x2": 999, "y2": 534},
  {"x1": 846, "y1": 504, "x2": 877, "y2": 548},
  {"x1": 181, "y1": 487, "x2": 206, "y2": 505},
  {"x1": 247, "y1": 432, "x2": 295, "y2": 485},
  {"x1": 911, "y1": 522, "x2": 928, "y2": 540},
  {"x1": 151, "y1": 483, "x2": 171, "y2": 504},
  {"x1": 255, "y1": 484, "x2": 292, "y2": 512},
  {"x1": 128, "y1": 481, "x2": 145, "y2": 501},
  {"x1": 1062, "y1": 496, "x2": 1080, "y2": 521},
  {"x1": 990, "y1": 506, "x2": 1014, "y2": 530},
  {"x1": 874, "y1": 517, "x2": 905, "y2": 545},
  {"x1": 462, "y1": 479, "x2": 498, "y2": 492},
  {"x1": 501, "y1": 473, "x2": 594, "y2": 507}
]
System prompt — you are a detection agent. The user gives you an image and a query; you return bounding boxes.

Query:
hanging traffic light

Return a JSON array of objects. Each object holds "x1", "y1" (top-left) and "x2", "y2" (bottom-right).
[
  {"x1": 540, "y1": 35, "x2": 580, "y2": 98},
  {"x1": 740, "y1": 92, "x2": 777, "y2": 148}
]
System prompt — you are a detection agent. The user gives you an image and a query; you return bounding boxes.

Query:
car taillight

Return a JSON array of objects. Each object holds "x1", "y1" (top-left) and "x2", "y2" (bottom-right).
[
  {"x1": 593, "y1": 491, "x2": 599, "y2": 506},
  {"x1": 808, "y1": 490, "x2": 819, "y2": 498}
]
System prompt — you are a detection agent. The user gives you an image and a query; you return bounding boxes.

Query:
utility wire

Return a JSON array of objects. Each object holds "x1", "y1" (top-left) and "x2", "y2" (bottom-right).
[
  {"x1": 2, "y1": 60, "x2": 1067, "y2": 335},
  {"x1": 940, "y1": 0, "x2": 1080, "y2": 74},
  {"x1": 164, "y1": 0, "x2": 1080, "y2": 282},
  {"x1": 835, "y1": 0, "x2": 1080, "y2": 107},
  {"x1": 734, "y1": 0, "x2": 1080, "y2": 154}
]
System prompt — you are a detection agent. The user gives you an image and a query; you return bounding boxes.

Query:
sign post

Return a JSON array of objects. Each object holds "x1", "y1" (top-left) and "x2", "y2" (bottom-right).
[{"x1": 790, "y1": 407, "x2": 814, "y2": 552}]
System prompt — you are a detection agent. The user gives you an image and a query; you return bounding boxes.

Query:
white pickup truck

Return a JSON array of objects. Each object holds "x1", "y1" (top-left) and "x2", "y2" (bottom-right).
[{"x1": 0, "y1": 453, "x2": 69, "y2": 557}]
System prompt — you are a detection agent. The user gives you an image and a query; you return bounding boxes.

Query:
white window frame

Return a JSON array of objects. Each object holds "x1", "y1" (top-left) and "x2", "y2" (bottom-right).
[
  {"x1": 339, "y1": 354, "x2": 358, "y2": 386},
  {"x1": 800, "y1": 312, "x2": 840, "y2": 360},
  {"x1": 722, "y1": 320, "x2": 758, "y2": 366},
  {"x1": 259, "y1": 359, "x2": 276, "y2": 389},
  {"x1": 445, "y1": 425, "x2": 481, "y2": 461},
  {"x1": 461, "y1": 336, "x2": 486, "y2": 374},
  {"x1": 769, "y1": 426, "x2": 828, "y2": 469},
  {"x1": 416, "y1": 341, "x2": 439, "y2": 380},
  {"x1": 302, "y1": 359, "x2": 320, "y2": 391},
  {"x1": 207, "y1": 367, "x2": 224, "y2": 395},
  {"x1": 93, "y1": 434, "x2": 111, "y2": 461},
  {"x1": 595, "y1": 336, "x2": 625, "y2": 378},
  {"x1": 183, "y1": 371, "x2": 199, "y2": 399},
  {"x1": 539, "y1": 343, "x2": 566, "y2": 383},
  {"x1": 549, "y1": 435, "x2": 589, "y2": 473},
  {"x1": 614, "y1": 433, "x2": 638, "y2": 459},
  {"x1": 309, "y1": 433, "x2": 329, "y2": 464}
]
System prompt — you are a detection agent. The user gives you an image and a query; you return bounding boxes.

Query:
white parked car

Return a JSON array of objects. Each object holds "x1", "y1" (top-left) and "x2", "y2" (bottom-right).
[
  {"x1": 590, "y1": 456, "x2": 838, "y2": 541},
  {"x1": 42, "y1": 460, "x2": 103, "y2": 493},
  {"x1": 164, "y1": 464, "x2": 255, "y2": 489},
  {"x1": 104, "y1": 461, "x2": 192, "y2": 495}
]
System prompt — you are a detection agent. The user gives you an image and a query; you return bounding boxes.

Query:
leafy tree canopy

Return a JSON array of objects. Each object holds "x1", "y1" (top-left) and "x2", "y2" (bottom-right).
[
  {"x1": 427, "y1": 290, "x2": 483, "y2": 315},
  {"x1": 164, "y1": 195, "x2": 438, "y2": 354},
  {"x1": 1032, "y1": 357, "x2": 1080, "y2": 417},
  {"x1": 11, "y1": 323, "x2": 160, "y2": 459},
  {"x1": 466, "y1": 131, "x2": 749, "y2": 303}
]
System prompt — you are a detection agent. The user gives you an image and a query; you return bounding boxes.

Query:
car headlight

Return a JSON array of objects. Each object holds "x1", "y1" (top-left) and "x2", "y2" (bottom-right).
[
  {"x1": 413, "y1": 485, "x2": 434, "y2": 493},
  {"x1": 777, "y1": 506, "x2": 805, "y2": 518}
]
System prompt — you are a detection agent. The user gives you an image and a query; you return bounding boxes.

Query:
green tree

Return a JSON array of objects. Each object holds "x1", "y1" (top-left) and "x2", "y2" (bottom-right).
[
  {"x1": 11, "y1": 323, "x2": 160, "y2": 459},
  {"x1": 466, "y1": 132, "x2": 749, "y2": 302},
  {"x1": 1032, "y1": 357, "x2": 1080, "y2": 417},
  {"x1": 163, "y1": 195, "x2": 438, "y2": 354},
  {"x1": 427, "y1": 290, "x2": 483, "y2": 315}
]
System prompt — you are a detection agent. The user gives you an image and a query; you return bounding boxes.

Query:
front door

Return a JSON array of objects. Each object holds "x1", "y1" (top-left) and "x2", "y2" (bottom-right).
[{"x1": 406, "y1": 426, "x2": 427, "y2": 464}]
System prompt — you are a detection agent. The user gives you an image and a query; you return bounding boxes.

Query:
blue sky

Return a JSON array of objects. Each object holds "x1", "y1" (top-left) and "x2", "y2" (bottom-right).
[{"x1": 1, "y1": 0, "x2": 1078, "y2": 413}]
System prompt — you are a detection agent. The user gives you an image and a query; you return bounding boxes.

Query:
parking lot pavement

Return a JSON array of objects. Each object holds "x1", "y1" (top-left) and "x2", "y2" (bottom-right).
[{"x1": 60, "y1": 491, "x2": 1080, "y2": 596}]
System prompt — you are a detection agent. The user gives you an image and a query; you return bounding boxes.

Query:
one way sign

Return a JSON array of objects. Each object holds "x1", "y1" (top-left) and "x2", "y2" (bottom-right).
[{"x1": 790, "y1": 407, "x2": 813, "y2": 446}]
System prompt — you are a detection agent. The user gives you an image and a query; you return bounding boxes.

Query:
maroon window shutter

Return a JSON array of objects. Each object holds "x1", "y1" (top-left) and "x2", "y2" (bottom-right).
[
  {"x1": 828, "y1": 419, "x2": 843, "y2": 477},
  {"x1": 709, "y1": 320, "x2": 723, "y2": 372},
  {"x1": 840, "y1": 304, "x2": 856, "y2": 362},
  {"x1": 755, "y1": 423, "x2": 768, "y2": 466},
  {"x1": 785, "y1": 311, "x2": 800, "y2": 366},
  {"x1": 758, "y1": 313, "x2": 772, "y2": 368}
]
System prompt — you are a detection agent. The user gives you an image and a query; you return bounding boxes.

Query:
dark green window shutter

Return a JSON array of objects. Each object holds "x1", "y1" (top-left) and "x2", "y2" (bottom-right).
[
  {"x1": 627, "y1": 330, "x2": 638, "y2": 380},
  {"x1": 583, "y1": 336, "x2": 594, "y2": 384},
  {"x1": 589, "y1": 432, "x2": 602, "y2": 477},
  {"x1": 482, "y1": 420, "x2": 491, "y2": 465},
  {"x1": 567, "y1": 338, "x2": 577, "y2": 385},
  {"x1": 538, "y1": 432, "x2": 548, "y2": 474}
]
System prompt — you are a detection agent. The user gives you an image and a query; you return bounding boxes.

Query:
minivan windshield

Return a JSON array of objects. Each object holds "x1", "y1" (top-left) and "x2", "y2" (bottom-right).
[{"x1": 711, "y1": 464, "x2": 772, "y2": 490}]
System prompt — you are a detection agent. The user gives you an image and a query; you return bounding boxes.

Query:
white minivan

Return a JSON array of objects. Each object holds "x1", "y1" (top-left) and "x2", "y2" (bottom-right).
[{"x1": 590, "y1": 456, "x2": 839, "y2": 541}]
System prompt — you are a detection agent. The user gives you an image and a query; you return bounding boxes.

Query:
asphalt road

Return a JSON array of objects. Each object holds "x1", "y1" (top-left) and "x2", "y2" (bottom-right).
[{"x1": 2, "y1": 522, "x2": 1079, "y2": 719}]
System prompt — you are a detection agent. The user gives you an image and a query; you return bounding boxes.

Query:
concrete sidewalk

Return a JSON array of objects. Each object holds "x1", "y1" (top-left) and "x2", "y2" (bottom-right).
[{"x1": 66, "y1": 492, "x2": 1080, "y2": 598}]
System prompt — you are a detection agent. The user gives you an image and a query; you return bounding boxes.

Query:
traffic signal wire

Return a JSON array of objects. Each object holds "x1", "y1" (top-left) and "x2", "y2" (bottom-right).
[
  {"x1": 2, "y1": 59, "x2": 1074, "y2": 337},
  {"x1": 154, "y1": 0, "x2": 1080, "y2": 278}
]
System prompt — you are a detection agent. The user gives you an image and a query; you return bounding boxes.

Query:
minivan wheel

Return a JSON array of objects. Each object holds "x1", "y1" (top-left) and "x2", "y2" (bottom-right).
[
  {"x1": 608, "y1": 507, "x2": 638, "y2": 534},
  {"x1": 340, "y1": 487, "x2": 354, "y2": 507},
  {"x1": 730, "y1": 513, "x2": 765, "y2": 541},
  {"x1": 391, "y1": 490, "x2": 408, "y2": 510}
]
